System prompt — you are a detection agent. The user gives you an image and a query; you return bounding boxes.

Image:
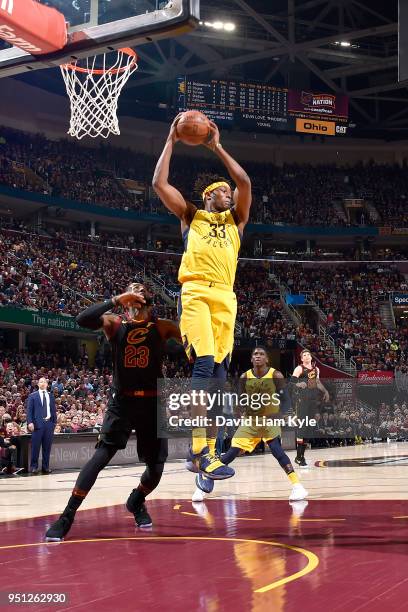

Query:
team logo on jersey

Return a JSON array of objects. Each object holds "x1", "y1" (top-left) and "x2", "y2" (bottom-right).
[{"x1": 126, "y1": 323, "x2": 153, "y2": 345}]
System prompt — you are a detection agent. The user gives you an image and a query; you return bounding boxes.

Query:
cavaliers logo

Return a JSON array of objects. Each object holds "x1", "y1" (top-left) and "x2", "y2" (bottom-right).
[{"x1": 127, "y1": 324, "x2": 153, "y2": 345}]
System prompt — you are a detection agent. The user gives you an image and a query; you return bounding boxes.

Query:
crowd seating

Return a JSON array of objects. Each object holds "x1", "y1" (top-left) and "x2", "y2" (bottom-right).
[
  {"x1": 1, "y1": 128, "x2": 408, "y2": 469},
  {"x1": 0, "y1": 349, "x2": 110, "y2": 437},
  {"x1": 275, "y1": 263, "x2": 408, "y2": 371},
  {"x1": 1, "y1": 226, "x2": 407, "y2": 372},
  {"x1": 0, "y1": 228, "x2": 176, "y2": 319},
  {"x1": 1, "y1": 348, "x2": 407, "y2": 442},
  {"x1": 1, "y1": 126, "x2": 408, "y2": 226}
]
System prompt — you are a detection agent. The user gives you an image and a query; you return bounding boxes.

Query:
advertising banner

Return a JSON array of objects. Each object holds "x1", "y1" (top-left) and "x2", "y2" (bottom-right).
[
  {"x1": 0, "y1": 306, "x2": 92, "y2": 333},
  {"x1": 357, "y1": 371, "x2": 394, "y2": 385},
  {"x1": 295, "y1": 118, "x2": 336, "y2": 136},
  {"x1": 289, "y1": 90, "x2": 349, "y2": 122},
  {"x1": 392, "y1": 294, "x2": 408, "y2": 306}
]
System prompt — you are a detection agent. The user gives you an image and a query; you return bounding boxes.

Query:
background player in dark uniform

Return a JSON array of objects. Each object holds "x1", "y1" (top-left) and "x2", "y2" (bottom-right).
[
  {"x1": 45, "y1": 283, "x2": 180, "y2": 541},
  {"x1": 291, "y1": 349, "x2": 329, "y2": 467}
]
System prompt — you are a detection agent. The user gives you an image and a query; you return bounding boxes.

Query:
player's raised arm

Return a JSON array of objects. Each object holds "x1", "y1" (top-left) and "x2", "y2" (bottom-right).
[
  {"x1": 76, "y1": 290, "x2": 146, "y2": 340},
  {"x1": 206, "y1": 121, "x2": 251, "y2": 228},
  {"x1": 152, "y1": 114, "x2": 196, "y2": 223},
  {"x1": 76, "y1": 300, "x2": 120, "y2": 337}
]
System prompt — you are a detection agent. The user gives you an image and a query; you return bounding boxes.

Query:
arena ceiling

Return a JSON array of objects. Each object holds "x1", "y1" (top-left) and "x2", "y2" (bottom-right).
[{"x1": 12, "y1": 1, "x2": 408, "y2": 137}]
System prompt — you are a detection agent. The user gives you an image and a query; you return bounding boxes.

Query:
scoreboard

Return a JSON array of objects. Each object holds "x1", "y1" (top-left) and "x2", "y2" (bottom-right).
[{"x1": 177, "y1": 77, "x2": 349, "y2": 136}]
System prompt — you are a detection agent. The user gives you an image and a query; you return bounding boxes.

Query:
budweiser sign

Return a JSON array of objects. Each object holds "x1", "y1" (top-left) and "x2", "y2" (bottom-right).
[{"x1": 357, "y1": 371, "x2": 394, "y2": 385}]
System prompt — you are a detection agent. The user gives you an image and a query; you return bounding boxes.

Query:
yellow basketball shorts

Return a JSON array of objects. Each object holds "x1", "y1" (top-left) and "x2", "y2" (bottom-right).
[
  {"x1": 231, "y1": 423, "x2": 282, "y2": 453},
  {"x1": 178, "y1": 280, "x2": 237, "y2": 364}
]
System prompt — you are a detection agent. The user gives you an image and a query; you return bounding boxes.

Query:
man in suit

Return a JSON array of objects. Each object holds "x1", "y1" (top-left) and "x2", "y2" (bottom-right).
[{"x1": 27, "y1": 377, "x2": 57, "y2": 474}]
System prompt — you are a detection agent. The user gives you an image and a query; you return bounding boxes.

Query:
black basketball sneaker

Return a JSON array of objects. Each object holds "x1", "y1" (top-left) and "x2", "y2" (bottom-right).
[
  {"x1": 45, "y1": 508, "x2": 76, "y2": 541},
  {"x1": 126, "y1": 489, "x2": 153, "y2": 528}
]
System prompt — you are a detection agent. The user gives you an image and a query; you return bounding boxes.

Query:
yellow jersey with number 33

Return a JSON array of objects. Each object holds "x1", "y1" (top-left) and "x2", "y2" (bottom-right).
[{"x1": 178, "y1": 209, "x2": 241, "y2": 288}]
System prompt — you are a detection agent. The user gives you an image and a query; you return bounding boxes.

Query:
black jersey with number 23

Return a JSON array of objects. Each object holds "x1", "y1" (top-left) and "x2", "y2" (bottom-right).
[{"x1": 110, "y1": 320, "x2": 163, "y2": 393}]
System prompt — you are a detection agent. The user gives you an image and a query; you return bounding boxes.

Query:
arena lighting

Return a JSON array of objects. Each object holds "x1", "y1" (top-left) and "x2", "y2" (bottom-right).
[
  {"x1": 199, "y1": 20, "x2": 236, "y2": 31},
  {"x1": 332, "y1": 41, "x2": 359, "y2": 49}
]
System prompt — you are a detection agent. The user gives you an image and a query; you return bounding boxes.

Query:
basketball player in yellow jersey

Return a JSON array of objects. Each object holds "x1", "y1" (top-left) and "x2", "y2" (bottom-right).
[
  {"x1": 153, "y1": 116, "x2": 251, "y2": 479},
  {"x1": 192, "y1": 347, "x2": 308, "y2": 501}
]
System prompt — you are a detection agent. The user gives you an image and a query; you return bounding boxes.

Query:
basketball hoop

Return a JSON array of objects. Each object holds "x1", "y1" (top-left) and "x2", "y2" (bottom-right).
[{"x1": 60, "y1": 48, "x2": 138, "y2": 140}]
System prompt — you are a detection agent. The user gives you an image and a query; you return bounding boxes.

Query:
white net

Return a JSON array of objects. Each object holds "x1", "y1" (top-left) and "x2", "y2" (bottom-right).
[{"x1": 60, "y1": 49, "x2": 138, "y2": 140}]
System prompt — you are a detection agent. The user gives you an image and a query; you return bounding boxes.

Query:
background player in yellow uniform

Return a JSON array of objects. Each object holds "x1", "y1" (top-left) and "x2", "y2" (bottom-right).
[
  {"x1": 192, "y1": 347, "x2": 308, "y2": 501},
  {"x1": 153, "y1": 115, "x2": 251, "y2": 479}
]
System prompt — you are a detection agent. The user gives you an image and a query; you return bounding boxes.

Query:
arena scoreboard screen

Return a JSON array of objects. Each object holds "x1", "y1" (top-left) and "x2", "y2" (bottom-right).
[{"x1": 177, "y1": 77, "x2": 349, "y2": 136}]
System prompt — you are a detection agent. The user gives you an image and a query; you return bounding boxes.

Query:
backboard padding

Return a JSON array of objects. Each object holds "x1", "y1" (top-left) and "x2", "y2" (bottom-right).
[{"x1": 0, "y1": 0, "x2": 199, "y2": 78}]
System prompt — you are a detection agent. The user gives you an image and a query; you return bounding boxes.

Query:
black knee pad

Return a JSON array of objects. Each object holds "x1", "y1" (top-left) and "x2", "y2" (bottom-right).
[
  {"x1": 191, "y1": 355, "x2": 215, "y2": 390},
  {"x1": 213, "y1": 358, "x2": 229, "y2": 381}
]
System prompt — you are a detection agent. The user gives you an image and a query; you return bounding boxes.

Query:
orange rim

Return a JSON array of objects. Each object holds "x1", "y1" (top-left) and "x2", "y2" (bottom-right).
[{"x1": 62, "y1": 48, "x2": 137, "y2": 75}]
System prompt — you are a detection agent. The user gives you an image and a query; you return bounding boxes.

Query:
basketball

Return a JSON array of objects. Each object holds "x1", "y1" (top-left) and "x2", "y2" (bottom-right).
[{"x1": 176, "y1": 110, "x2": 211, "y2": 146}]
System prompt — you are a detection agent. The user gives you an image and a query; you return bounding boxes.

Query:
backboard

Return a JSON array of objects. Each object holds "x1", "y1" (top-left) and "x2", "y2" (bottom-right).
[{"x1": 0, "y1": 0, "x2": 199, "y2": 77}]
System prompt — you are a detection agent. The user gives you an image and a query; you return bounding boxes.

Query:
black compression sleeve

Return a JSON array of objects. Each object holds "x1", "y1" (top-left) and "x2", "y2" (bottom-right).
[
  {"x1": 76, "y1": 299, "x2": 115, "y2": 330},
  {"x1": 279, "y1": 388, "x2": 292, "y2": 412}
]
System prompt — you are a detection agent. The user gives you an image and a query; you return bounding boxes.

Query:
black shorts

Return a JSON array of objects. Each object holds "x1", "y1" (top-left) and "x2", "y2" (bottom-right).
[
  {"x1": 295, "y1": 392, "x2": 321, "y2": 438},
  {"x1": 98, "y1": 393, "x2": 168, "y2": 464}
]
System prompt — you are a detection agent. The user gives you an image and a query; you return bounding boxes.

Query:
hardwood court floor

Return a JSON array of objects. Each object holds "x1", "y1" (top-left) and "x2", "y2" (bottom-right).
[{"x1": 1, "y1": 443, "x2": 408, "y2": 611}]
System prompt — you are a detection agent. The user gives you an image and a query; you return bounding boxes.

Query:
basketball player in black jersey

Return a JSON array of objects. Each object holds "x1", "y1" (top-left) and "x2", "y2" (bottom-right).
[
  {"x1": 290, "y1": 349, "x2": 329, "y2": 467},
  {"x1": 45, "y1": 283, "x2": 180, "y2": 541}
]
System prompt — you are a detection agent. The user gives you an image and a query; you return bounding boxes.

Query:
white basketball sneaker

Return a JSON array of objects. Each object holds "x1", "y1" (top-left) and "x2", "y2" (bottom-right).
[
  {"x1": 289, "y1": 483, "x2": 308, "y2": 502},
  {"x1": 192, "y1": 487, "x2": 205, "y2": 502}
]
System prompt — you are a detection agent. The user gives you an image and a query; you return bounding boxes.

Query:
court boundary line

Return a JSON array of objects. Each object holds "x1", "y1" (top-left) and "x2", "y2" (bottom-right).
[{"x1": 0, "y1": 536, "x2": 319, "y2": 594}]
